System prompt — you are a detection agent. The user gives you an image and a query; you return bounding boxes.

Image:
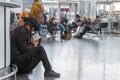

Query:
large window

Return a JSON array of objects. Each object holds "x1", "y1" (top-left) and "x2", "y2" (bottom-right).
[
  {"x1": 83, "y1": 1, "x2": 91, "y2": 17},
  {"x1": 97, "y1": 1, "x2": 120, "y2": 16}
]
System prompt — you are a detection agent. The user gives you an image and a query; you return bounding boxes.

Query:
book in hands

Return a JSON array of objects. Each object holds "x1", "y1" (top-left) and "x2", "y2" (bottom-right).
[{"x1": 32, "y1": 32, "x2": 41, "y2": 41}]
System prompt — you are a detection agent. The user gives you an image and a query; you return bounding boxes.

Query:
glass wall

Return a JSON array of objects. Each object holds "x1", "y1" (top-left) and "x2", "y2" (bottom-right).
[
  {"x1": 97, "y1": 0, "x2": 120, "y2": 16},
  {"x1": 96, "y1": 0, "x2": 120, "y2": 33}
]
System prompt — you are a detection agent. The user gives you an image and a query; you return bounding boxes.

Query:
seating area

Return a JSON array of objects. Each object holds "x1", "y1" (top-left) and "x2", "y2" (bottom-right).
[
  {"x1": 5, "y1": 34, "x2": 120, "y2": 80},
  {"x1": 1, "y1": 0, "x2": 120, "y2": 80},
  {"x1": 112, "y1": 22, "x2": 119, "y2": 33},
  {"x1": 85, "y1": 22, "x2": 108, "y2": 40},
  {"x1": 41, "y1": 25, "x2": 60, "y2": 42}
]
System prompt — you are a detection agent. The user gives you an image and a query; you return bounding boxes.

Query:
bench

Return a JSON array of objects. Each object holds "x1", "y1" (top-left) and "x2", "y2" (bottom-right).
[{"x1": 86, "y1": 27, "x2": 102, "y2": 40}]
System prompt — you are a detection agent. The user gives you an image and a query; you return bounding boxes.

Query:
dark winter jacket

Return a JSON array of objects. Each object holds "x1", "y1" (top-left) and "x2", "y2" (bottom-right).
[
  {"x1": 60, "y1": 18, "x2": 68, "y2": 26},
  {"x1": 11, "y1": 26, "x2": 34, "y2": 61}
]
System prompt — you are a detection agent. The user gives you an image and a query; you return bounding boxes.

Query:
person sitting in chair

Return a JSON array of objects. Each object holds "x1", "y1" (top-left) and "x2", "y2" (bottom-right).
[
  {"x1": 91, "y1": 15, "x2": 101, "y2": 29},
  {"x1": 78, "y1": 18, "x2": 91, "y2": 38},
  {"x1": 47, "y1": 17, "x2": 57, "y2": 35},
  {"x1": 60, "y1": 15, "x2": 68, "y2": 36},
  {"x1": 78, "y1": 16, "x2": 101, "y2": 38},
  {"x1": 72, "y1": 14, "x2": 81, "y2": 28}
]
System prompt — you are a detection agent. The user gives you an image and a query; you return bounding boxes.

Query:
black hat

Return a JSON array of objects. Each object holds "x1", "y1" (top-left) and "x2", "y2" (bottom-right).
[
  {"x1": 76, "y1": 14, "x2": 80, "y2": 18},
  {"x1": 22, "y1": 17, "x2": 39, "y2": 31}
]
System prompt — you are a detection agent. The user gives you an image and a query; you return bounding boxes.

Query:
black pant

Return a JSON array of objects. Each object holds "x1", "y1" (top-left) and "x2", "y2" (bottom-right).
[
  {"x1": 80, "y1": 26, "x2": 91, "y2": 37},
  {"x1": 12, "y1": 46, "x2": 52, "y2": 74}
]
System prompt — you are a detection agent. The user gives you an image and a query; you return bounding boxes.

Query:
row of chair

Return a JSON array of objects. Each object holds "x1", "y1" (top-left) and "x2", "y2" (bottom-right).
[{"x1": 86, "y1": 23, "x2": 108, "y2": 40}]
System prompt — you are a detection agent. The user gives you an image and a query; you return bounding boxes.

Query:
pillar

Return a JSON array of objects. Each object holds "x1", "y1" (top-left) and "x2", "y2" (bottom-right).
[
  {"x1": 80, "y1": 0, "x2": 83, "y2": 17},
  {"x1": 58, "y1": 2, "x2": 61, "y2": 21},
  {"x1": 75, "y1": 3, "x2": 77, "y2": 16},
  {"x1": 69, "y1": 3, "x2": 72, "y2": 20},
  {"x1": 58, "y1": 3, "x2": 60, "y2": 17},
  {"x1": 90, "y1": 0, "x2": 97, "y2": 20},
  {"x1": 51, "y1": 0, "x2": 53, "y2": 17},
  {"x1": 0, "y1": 0, "x2": 20, "y2": 69},
  {"x1": 23, "y1": 0, "x2": 26, "y2": 11}
]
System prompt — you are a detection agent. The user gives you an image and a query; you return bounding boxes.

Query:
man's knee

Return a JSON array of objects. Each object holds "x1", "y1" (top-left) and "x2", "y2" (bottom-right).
[{"x1": 32, "y1": 46, "x2": 46, "y2": 57}]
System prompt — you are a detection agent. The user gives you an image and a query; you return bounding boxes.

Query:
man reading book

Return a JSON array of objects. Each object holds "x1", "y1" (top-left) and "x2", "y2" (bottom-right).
[{"x1": 11, "y1": 17, "x2": 60, "y2": 77}]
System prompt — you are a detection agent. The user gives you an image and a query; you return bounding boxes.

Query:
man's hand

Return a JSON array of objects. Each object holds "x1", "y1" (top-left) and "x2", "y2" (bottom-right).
[{"x1": 32, "y1": 40, "x2": 39, "y2": 47}]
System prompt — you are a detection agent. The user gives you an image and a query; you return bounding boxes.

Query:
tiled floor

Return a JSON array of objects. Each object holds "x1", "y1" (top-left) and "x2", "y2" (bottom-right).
[{"x1": 10, "y1": 34, "x2": 120, "y2": 80}]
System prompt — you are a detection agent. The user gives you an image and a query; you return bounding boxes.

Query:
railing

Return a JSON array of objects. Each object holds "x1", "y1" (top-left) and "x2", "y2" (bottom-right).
[{"x1": 0, "y1": 64, "x2": 18, "y2": 80}]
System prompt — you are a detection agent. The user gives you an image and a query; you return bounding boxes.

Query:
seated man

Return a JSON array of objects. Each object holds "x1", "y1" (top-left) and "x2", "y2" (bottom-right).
[
  {"x1": 78, "y1": 16, "x2": 101, "y2": 38},
  {"x1": 72, "y1": 14, "x2": 81, "y2": 28},
  {"x1": 60, "y1": 15, "x2": 68, "y2": 36},
  {"x1": 11, "y1": 17, "x2": 60, "y2": 77},
  {"x1": 47, "y1": 17, "x2": 58, "y2": 35},
  {"x1": 90, "y1": 15, "x2": 101, "y2": 30},
  {"x1": 78, "y1": 18, "x2": 91, "y2": 38}
]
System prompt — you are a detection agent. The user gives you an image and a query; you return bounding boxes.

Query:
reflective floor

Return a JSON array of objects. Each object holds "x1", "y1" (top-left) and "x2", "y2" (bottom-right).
[{"x1": 10, "y1": 34, "x2": 120, "y2": 80}]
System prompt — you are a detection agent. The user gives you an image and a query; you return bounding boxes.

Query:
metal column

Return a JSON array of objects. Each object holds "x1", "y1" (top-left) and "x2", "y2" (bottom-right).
[
  {"x1": 90, "y1": 0, "x2": 97, "y2": 20},
  {"x1": 69, "y1": 3, "x2": 72, "y2": 20},
  {"x1": 23, "y1": 0, "x2": 26, "y2": 11},
  {"x1": 51, "y1": 0, "x2": 53, "y2": 17},
  {"x1": 75, "y1": 3, "x2": 77, "y2": 16},
  {"x1": 80, "y1": 0, "x2": 83, "y2": 17}
]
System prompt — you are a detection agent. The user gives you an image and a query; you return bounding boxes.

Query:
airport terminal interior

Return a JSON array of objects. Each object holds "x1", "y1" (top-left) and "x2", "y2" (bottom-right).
[
  {"x1": 0, "y1": 0, "x2": 120, "y2": 80},
  {"x1": 5, "y1": 35, "x2": 120, "y2": 80}
]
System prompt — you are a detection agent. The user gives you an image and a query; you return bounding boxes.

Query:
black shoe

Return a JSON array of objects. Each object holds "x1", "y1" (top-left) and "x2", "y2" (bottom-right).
[
  {"x1": 44, "y1": 70, "x2": 60, "y2": 77},
  {"x1": 76, "y1": 35, "x2": 82, "y2": 39}
]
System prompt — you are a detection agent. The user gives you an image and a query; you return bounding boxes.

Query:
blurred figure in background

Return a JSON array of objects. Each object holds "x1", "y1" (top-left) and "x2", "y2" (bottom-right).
[
  {"x1": 71, "y1": 14, "x2": 81, "y2": 33},
  {"x1": 29, "y1": 0, "x2": 44, "y2": 19},
  {"x1": 78, "y1": 18, "x2": 92, "y2": 38},
  {"x1": 47, "y1": 17, "x2": 57, "y2": 35},
  {"x1": 11, "y1": 13, "x2": 21, "y2": 31},
  {"x1": 73, "y1": 14, "x2": 81, "y2": 28},
  {"x1": 29, "y1": 0, "x2": 45, "y2": 37},
  {"x1": 60, "y1": 15, "x2": 68, "y2": 36},
  {"x1": 101, "y1": 16, "x2": 108, "y2": 23},
  {"x1": 60, "y1": 15, "x2": 72, "y2": 40},
  {"x1": 91, "y1": 15, "x2": 101, "y2": 29}
]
